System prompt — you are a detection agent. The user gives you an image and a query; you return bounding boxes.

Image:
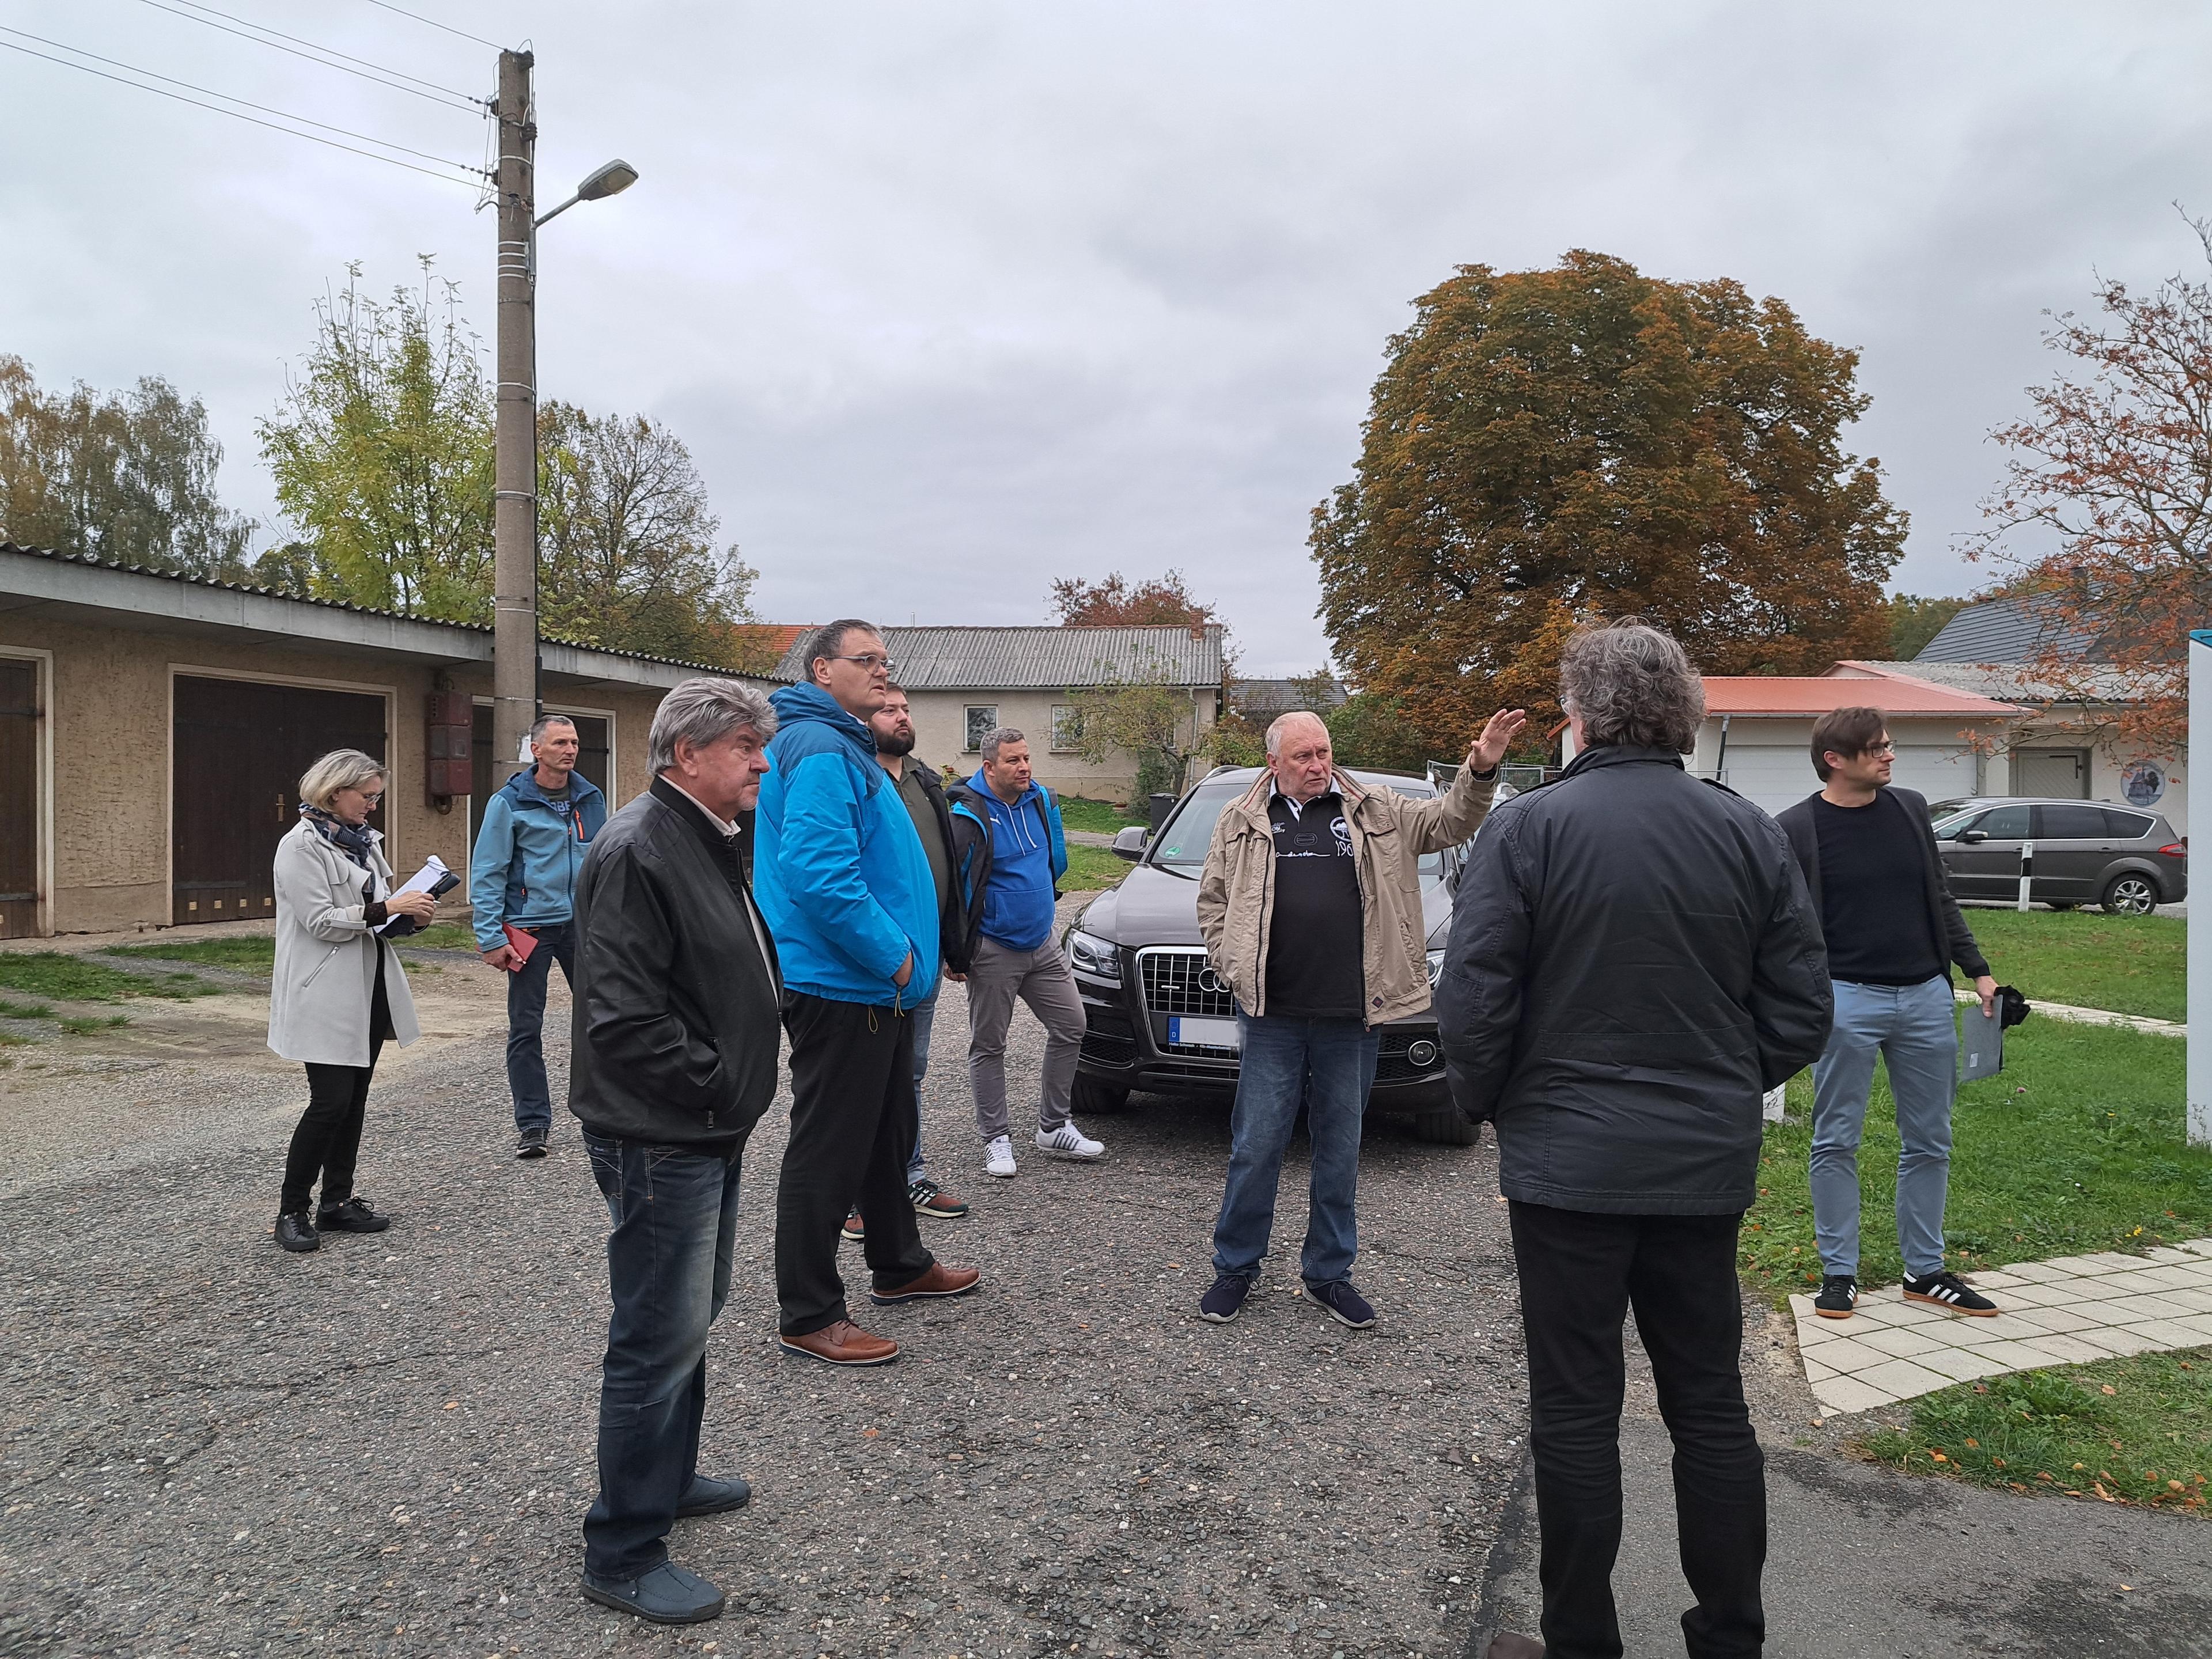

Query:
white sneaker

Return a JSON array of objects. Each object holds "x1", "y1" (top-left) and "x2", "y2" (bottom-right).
[
  {"x1": 983, "y1": 1135, "x2": 1017, "y2": 1178},
  {"x1": 1036, "y1": 1122, "x2": 1105, "y2": 1160}
]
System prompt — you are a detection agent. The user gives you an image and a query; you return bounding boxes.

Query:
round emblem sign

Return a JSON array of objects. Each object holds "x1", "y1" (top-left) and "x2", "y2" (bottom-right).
[
  {"x1": 2122, "y1": 761, "x2": 2167, "y2": 808},
  {"x1": 1198, "y1": 968, "x2": 1226, "y2": 995}
]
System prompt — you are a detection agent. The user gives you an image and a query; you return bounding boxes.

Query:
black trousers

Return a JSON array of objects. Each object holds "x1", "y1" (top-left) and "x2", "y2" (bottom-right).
[
  {"x1": 774, "y1": 991, "x2": 934, "y2": 1336},
  {"x1": 1508, "y1": 1200, "x2": 1767, "y2": 1659},
  {"x1": 280, "y1": 957, "x2": 392, "y2": 1217}
]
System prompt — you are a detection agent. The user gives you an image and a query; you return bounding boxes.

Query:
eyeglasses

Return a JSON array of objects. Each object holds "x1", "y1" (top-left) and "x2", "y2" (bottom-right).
[
  {"x1": 830, "y1": 652, "x2": 896, "y2": 675},
  {"x1": 347, "y1": 788, "x2": 385, "y2": 804},
  {"x1": 1865, "y1": 744, "x2": 1896, "y2": 757}
]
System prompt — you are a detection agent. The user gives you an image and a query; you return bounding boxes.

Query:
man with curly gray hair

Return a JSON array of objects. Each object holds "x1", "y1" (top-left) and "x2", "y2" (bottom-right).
[{"x1": 1438, "y1": 620, "x2": 1831, "y2": 1659}]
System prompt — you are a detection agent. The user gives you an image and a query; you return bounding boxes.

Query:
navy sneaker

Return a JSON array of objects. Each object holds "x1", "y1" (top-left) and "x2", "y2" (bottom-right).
[
  {"x1": 674, "y1": 1474, "x2": 751, "y2": 1518},
  {"x1": 1199, "y1": 1274, "x2": 1252, "y2": 1323},
  {"x1": 1301, "y1": 1279, "x2": 1376, "y2": 1330},
  {"x1": 581, "y1": 1559, "x2": 725, "y2": 1624}
]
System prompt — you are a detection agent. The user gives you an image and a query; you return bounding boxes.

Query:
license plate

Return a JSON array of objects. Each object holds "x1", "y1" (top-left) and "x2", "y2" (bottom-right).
[{"x1": 1169, "y1": 1015, "x2": 1240, "y2": 1051}]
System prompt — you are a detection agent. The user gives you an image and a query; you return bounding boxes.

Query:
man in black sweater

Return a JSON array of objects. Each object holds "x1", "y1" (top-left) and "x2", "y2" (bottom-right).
[
  {"x1": 1776, "y1": 707, "x2": 2002, "y2": 1324},
  {"x1": 568, "y1": 679, "x2": 786, "y2": 1626}
]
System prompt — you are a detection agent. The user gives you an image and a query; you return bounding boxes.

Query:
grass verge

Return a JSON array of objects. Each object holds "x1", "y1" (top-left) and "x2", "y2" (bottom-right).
[
  {"x1": 0, "y1": 952, "x2": 219, "y2": 1002},
  {"x1": 1862, "y1": 1346, "x2": 2210, "y2": 1516},
  {"x1": 58, "y1": 1014, "x2": 130, "y2": 1035},
  {"x1": 1063, "y1": 843, "x2": 1131, "y2": 892},
  {"x1": 405, "y1": 922, "x2": 483, "y2": 951},
  {"x1": 1745, "y1": 1018, "x2": 2212, "y2": 1304},
  {"x1": 1965, "y1": 908, "x2": 2184, "y2": 1022},
  {"x1": 0, "y1": 997, "x2": 54, "y2": 1020},
  {"x1": 1057, "y1": 796, "x2": 1147, "y2": 835},
  {"x1": 109, "y1": 935, "x2": 274, "y2": 970}
]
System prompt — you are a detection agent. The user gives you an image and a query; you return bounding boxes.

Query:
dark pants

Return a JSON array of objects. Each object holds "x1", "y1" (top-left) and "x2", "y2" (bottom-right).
[
  {"x1": 505, "y1": 921, "x2": 576, "y2": 1134},
  {"x1": 1210, "y1": 1014, "x2": 1378, "y2": 1288},
  {"x1": 279, "y1": 955, "x2": 390, "y2": 1215},
  {"x1": 1509, "y1": 1200, "x2": 1767, "y2": 1659},
  {"x1": 581, "y1": 1130, "x2": 747, "y2": 1580},
  {"x1": 775, "y1": 991, "x2": 934, "y2": 1336}
]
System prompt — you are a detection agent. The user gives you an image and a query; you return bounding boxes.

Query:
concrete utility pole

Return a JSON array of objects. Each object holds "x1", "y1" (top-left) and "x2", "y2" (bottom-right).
[{"x1": 491, "y1": 47, "x2": 537, "y2": 785}]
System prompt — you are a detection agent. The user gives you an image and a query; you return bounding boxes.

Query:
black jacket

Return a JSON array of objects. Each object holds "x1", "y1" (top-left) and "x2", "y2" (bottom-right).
[
  {"x1": 1773, "y1": 786, "x2": 1990, "y2": 982},
  {"x1": 1435, "y1": 745, "x2": 1832, "y2": 1215},
  {"x1": 567, "y1": 777, "x2": 783, "y2": 1145},
  {"x1": 902, "y1": 760, "x2": 965, "y2": 967}
]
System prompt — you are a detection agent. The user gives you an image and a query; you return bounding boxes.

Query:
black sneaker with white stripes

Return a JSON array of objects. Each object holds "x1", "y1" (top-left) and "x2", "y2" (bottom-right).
[
  {"x1": 1902, "y1": 1270, "x2": 1999, "y2": 1316},
  {"x1": 1812, "y1": 1275, "x2": 1857, "y2": 1319}
]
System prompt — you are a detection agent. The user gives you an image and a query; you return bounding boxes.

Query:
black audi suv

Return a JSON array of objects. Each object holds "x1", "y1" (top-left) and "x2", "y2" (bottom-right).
[{"x1": 1062, "y1": 765, "x2": 1481, "y2": 1145}]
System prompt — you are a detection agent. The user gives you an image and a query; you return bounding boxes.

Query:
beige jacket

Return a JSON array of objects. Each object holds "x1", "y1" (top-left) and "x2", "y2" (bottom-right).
[
  {"x1": 1196, "y1": 764, "x2": 1497, "y2": 1027},
  {"x1": 268, "y1": 820, "x2": 421, "y2": 1067}
]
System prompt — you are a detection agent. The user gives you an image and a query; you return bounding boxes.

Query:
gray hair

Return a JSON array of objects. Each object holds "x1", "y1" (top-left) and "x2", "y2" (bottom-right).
[
  {"x1": 980, "y1": 726, "x2": 1027, "y2": 763},
  {"x1": 1264, "y1": 709, "x2": 1329, "y2": 757},
  {"x1": 297, "y1": 748, "x2": 385, "y2": 811},
  {"x1": 529, "y1": 713, "x2": 578, "y2": 743},
  {"x1": 1558, "y1": 620, "x2": 1705, "y2": 753},
  {"x1": 649, "y1": 678, "x2": 778, "y2": 774},
  {"x1": 802, "y1": 618, "x2": 881, "y2": 683}
]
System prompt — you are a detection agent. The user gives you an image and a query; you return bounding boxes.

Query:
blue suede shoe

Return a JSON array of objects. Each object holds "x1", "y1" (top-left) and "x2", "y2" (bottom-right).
[
  {"x1": 1199, "y1": 1273, "x2": 1252, "y2": 1323},
  {"x1": 581, "y1": 1559, "x2": 725, "y2": 1624},
  {"x1": 675, "y1": 1473, "x2": 752, "y2": 1518},
  {"x1": 1300, "y1": 1279, "x2": 1376, "y2": 1330}
]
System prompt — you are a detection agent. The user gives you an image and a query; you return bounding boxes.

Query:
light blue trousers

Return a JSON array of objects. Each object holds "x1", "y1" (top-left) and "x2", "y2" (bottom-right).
[{"x1": 1809, "y1": 976, "x2": 1958, "y2": 1281}]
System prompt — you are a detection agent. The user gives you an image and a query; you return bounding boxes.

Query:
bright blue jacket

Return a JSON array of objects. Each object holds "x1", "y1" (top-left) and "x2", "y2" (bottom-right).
[
  {"x1": 950, "y1": 770, "x2": 1068, "y2": 953},
  {"x1": 469, "y1": 768, "x2": 608, "y2": 948},
  {"x1": 755, "y1": 683, "x2": 940, "y2": 1008}
]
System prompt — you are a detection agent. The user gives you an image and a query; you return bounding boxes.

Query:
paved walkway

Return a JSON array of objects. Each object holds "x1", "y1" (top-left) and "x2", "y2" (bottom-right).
[
  {"x1": 1953, "y1": 988, "x2": 2184, "y2": 1037},
  {"x1": 1792, "y1": 1239, "x2": 2212, "y2": 1415}
]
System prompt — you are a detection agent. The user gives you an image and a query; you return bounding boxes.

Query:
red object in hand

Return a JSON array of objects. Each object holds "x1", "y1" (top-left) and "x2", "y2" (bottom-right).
[{"x1": 501, "y1": 924, "x2": 538, "y2": 971}]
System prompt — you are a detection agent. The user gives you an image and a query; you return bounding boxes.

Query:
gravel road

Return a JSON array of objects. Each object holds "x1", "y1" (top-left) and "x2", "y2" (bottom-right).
[{"x1": 0, "y1": 903, "x2": 1529, "y2": 1658}]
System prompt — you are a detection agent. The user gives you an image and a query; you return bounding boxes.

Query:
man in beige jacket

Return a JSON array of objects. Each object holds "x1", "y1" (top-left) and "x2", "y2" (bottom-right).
[{"x1": 1194, "y1": 704, "x2": 1524, "y2": 1328}]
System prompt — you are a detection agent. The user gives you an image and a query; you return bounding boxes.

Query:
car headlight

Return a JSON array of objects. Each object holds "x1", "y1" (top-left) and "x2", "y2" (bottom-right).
[
  {"x1": 1069, "y1": 929, "x2": 1123, "y2": 979},
  {"x1": 1426, "y1": 948, "x2": 1445, "y2": 987}
]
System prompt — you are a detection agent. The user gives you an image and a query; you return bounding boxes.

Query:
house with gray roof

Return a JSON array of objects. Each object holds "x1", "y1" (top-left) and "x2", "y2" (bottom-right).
[{"x1": 774, "y1": 623, "x2": 1226, "y2": 803}]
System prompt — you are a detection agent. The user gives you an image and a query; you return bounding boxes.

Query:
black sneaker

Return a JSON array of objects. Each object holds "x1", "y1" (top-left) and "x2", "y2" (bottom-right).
[
  {"x1": 1199, "y1": 1274, "x2": 1252, "y2": 1323},
  {"x1": 910, "y1": 1177, "x2": 969, "y2": 1219},
  {"x1": 516, "y1": 1127, "x2": 548, "y2": 1160},
  {"x1": 1813, "y1": 1275, "x2": 1857, "y2": 1319},
  {"x1": 1902, "y1": 1270, "x2": 1999, "y2": 1316},
  {"x1": 316, "y1": 1196, "x2": 391, "y2": 1234},
  {"x1": 274, "y1": 1212, "x2": 320, "y2": 1253},
  {"x1": 1301, "y1": 1279, "x2": 1377, "y2": 1330}
]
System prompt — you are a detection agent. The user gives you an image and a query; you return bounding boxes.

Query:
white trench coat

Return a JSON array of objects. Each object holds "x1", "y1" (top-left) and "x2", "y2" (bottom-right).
[{"x1": 267, "y1": 819, "x2": 421, "y2": 1067}]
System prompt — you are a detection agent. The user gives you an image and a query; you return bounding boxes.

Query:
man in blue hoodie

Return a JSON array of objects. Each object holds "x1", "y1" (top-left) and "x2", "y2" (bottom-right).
[
  {"x1": 948, "y1": 727, "x2": 1103, "y2": 1179},
  {"x1": 757, "y1": 621, "x2": 982, "y2": 1367},
  {"x1": 471, "y1": 714, "x2": 608, "y2": 1159}
]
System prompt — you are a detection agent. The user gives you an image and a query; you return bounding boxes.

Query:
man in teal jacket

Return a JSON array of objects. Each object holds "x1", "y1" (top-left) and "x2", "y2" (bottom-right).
[
  {"x1": 470, "y1": 714, "x2": 607, "y2": 1159},
  {"x1": 756, "y1": 621, "x2": 981, "y2": 1368}
]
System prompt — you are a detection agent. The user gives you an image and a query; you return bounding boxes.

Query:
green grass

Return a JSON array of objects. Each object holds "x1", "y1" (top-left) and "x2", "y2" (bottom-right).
[
  {"x1": 1966, "y1": 908, "x2": 2185, "y2": 1022},
  {"x1": 58, "y1": 1014, "x2": 129, "y2": 1035},
  {"x1": 1863, "y1": 1347, "x2": 2211, "y2": 1516},
  {"x1": 405, "y1": 922, "x2": 482, "y2": 951},
  {"x1": 0, "y1": 997, "x2": 54, "y2": 1020},
  {"x1": 108, "y1": 935, "x2": 275, "y2": 969},
  {"x1": 1062, "y1": 843, "x2": 1132, "y2": 892},
  {"x1": 1745, "y1": 1019, "x2": 2212, "y2": 1304},
  {"x1": 1056, "y1": 796, "x2": 1147, "y2": 834},
  {"x1": 0, "y1": 952, "x2": 219, "y2": 1003}
]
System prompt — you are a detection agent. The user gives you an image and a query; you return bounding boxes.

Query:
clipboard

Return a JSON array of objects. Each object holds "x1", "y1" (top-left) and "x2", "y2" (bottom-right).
[{"x1": 1960, "y1": 1002, "x2": 2003, "y2": 1082}]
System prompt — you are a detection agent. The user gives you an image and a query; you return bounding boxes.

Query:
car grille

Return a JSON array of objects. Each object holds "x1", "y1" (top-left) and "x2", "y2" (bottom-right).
[
  {"x1": 1081, "y1": 1006, "x2": 1138, "y2": 1069},
  {"x1": 1139, "y1": 947, "x2": 1233, "y2": 1018},
  {"x1": 1375, "y1": 1030, "x2": 1442, "y2": 1082}
]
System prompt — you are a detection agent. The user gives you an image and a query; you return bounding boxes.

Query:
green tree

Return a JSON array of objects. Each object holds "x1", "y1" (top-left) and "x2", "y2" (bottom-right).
[
  {"x1": 256, "y1": 261, "x2": 495, "y2": 621},
  {"x1": 1067, "y1": 669, "x2": 1212, "y2": 801},
  {"x1": 1323, "y1": 692, "x2": 1429, "y2": 772},
  {"x1": 537, "y1": 401, "x2": 766, "y2": 669},
  {"x1": 1886, "y1": 593, "x2": 1965, "y2": 659},
  {"x1": 1312, "y1": 250, "x2": 1908, "y2": 750},
  {"x1": 0, "y1": 354, "x2": 255, "y2": 573}
]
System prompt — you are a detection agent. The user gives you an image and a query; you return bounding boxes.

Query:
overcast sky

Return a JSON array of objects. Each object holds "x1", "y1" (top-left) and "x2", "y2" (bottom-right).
[{"x1": 5, "y1": 2, "x2": 2210, "y2": 672}]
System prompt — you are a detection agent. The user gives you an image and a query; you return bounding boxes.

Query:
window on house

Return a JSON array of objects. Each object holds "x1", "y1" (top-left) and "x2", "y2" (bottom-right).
[
  {"x1": 964, "y1": 705, "x2": 999, "y2": 752},
  {"x1": 1051, "y1": 704, "x2": 1082, "y2": 752}
]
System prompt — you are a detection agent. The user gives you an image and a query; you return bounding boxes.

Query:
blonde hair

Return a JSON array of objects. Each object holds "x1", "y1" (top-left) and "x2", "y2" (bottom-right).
[{"x1": 297, "y1": 748, "x2": 387, "y2": 811}]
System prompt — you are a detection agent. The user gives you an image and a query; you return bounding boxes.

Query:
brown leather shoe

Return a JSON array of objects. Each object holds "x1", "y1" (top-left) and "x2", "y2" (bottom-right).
[
  {"x1": 779, "y1": 1319, "x2": 899, "y2": 1366},
  {"x1": 869, "y1": 1261, "x2": 982, "y2": 1305},
  {"x1": 1487, "y1": 1635, "x2": 1544, "y2": 1658},
  {"x1": 841, "y1": 1209, "x2": 865, "y2": 1244}
]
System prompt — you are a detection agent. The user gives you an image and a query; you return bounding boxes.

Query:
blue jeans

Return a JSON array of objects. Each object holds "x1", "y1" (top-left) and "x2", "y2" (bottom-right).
[
  {"x1": 505, "y1": 921, "x2": 575, "y2": 1133},
  {"x1": 581, "y1": 1131, "x2": 745, "y2": 1580},
  {"x1": 1210, "y1": 1013, "x2": 1379, "y2": 1289},
  {"x1": 1810, "y1": 977, "x2": 1958, "y2": 1280},
  {"x1": 907, "y1": 986, "x2": 937, "y2": 1181}
]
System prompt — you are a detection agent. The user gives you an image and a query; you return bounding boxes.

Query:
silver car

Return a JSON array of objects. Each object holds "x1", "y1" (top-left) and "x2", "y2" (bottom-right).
[{"x1": 1927, "y1": 796, "x2": 2187, "y2": 914}]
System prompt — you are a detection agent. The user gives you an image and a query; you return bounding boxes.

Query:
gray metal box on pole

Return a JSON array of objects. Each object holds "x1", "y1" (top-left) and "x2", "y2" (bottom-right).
[{"x1": 491, "y1": 48, "x2": 537, "y2": 784}]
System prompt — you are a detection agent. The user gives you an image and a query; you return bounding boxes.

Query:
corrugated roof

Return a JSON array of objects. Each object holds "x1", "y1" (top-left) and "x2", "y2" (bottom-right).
[
  {"x1": 1232, "y1": 676, "x2": 1349, "y2": 715},
  {"x1": 771, "y1": 624, "x2": 1225, "y2": 690},
  {"x1": 1702, "y1": 673, "x2": 2024, "y2": 717},
  {"x1": 1834, "y1": 660, "x2": 2149, "y2": 703}
]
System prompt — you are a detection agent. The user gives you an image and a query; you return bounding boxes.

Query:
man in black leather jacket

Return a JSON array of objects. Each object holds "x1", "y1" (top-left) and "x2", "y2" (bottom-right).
[
  {"x1": 567, "y1": 678, "x2": 785, "y2": 1627},
  {"x1": 1437, "y1": 622, "x2": 1830, "y2": 1659}
]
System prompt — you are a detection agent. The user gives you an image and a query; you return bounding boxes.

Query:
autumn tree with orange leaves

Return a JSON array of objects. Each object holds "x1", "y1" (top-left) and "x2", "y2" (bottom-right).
[
  {"x1": 1312, "y1": 251, "x2": 1907, "y2": 751},
  {"x1": 1972, "y1": 228, "x2": 2212, "y2": 753}
]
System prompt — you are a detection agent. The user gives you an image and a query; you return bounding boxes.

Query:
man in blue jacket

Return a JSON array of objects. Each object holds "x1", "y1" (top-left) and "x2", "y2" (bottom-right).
[
  {"x1": 757, "y1": 621, "x2": 981, "y2": 1367},
  {"x1": 471, "y1": 714, "x2": 607, "y2": 1159},
  {"x1": 948, "y1": 727, "x2": 1102, "y2": 1178}
]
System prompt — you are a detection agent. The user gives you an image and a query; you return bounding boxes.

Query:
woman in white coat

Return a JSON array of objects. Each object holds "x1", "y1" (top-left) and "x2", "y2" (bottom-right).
[{"x1": 268, "y1": 749, "x2": 432, "y2": 1252}]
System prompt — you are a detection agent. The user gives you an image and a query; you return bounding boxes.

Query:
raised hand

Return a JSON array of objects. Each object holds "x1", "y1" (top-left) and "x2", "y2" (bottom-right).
[{"x1": 1467, "y1": 708, "x2": 1529, "y2": 773}]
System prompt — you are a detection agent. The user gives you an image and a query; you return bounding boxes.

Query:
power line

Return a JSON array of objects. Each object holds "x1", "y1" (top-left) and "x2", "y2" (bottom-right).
[
  {"x1": 0, "y1": 37, "x2": 486, "y2": 188},
  {"x1": 0, "y1": 24, "x2": 480, "y2": 173},
  {"x1": 134, "y1": 0, "x2": 482, "y2": 110},
  {"x1": 351, "y1": 0, "x2": 504, "y2": 52}
]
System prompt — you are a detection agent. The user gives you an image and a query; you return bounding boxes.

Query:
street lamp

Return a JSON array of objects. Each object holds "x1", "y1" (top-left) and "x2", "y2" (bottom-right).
[{"x1": 536, "y1": 158, "x2": 639, "y2": 228}]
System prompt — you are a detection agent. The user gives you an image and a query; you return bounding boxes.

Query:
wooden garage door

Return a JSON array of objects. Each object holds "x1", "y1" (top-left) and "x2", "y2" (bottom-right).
[
  {"x1": 172, "y1": 676, "x2": 387, "y2": 926},
  {"x1": 0, "y1": 658, "x2": 39, "y2": 939}
]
